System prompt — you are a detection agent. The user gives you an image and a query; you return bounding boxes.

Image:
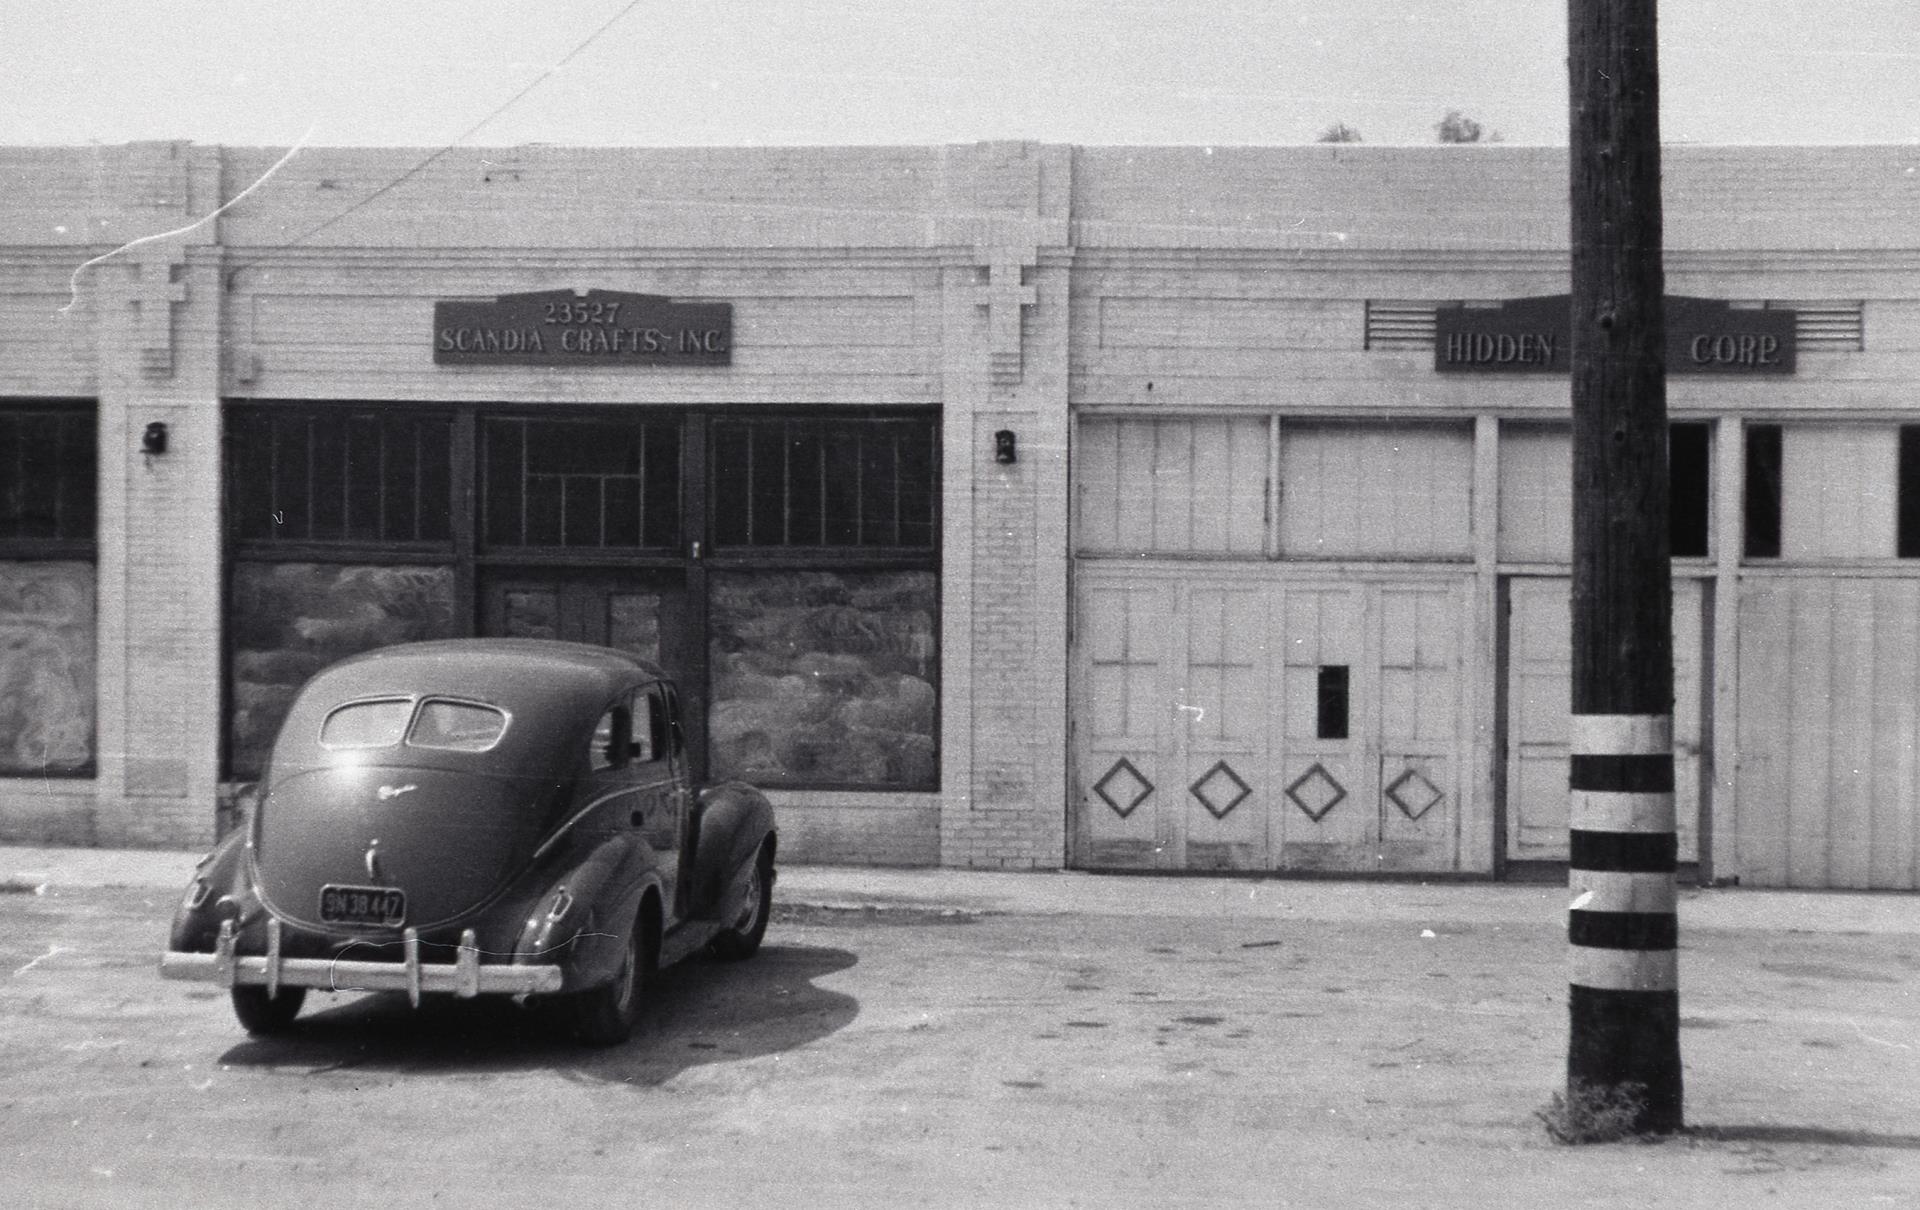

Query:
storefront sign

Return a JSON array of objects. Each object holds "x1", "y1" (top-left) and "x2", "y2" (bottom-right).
[
  {"x1": 434, "y1": 290, "x2": 732, "y2": 366},
  {"x1": 1435, "y1": 295, "x2": 1794, "y2": 374}
]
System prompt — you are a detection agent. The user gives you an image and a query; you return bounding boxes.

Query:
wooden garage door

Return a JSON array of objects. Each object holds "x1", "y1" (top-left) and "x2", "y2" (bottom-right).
[
  {"x1": 1073, "y1": 568, "x2": 1471, "y2": 874},
  {"x1": 1503, "y1": 576, "x2": 1705, "y2": 864}
]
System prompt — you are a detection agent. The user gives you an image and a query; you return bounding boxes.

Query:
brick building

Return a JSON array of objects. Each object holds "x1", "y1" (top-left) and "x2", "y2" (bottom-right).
[{"x1": 3, "y1": 140, "x2": 1917, "y2": 887}]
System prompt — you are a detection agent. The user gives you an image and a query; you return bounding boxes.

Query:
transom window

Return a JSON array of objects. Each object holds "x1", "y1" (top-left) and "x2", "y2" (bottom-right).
[
  {"x1": 1745, "y1": 423, "x2": 1920, "y2": 560},
  {"x1": 1498, "y1": 421, "x2": 1712, "y2": 562},
  {"x1": 1076, "y1": 416, "x2": 1473, "y2": 560},
  {"x1": 482, "y1": 416, "x2": 681, "y2": 549},
  {"x1": 1, "y1": 406, "x2": 95, "y2": 544},
  {"x1": 226, "y1": 408, "x2": 452, "y2": 545},
  {"x1": 710, "y1": 416, "x2": 936, "y2": 549}
]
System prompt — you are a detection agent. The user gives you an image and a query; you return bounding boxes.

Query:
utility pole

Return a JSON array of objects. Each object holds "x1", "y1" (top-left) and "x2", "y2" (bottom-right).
[{"x1": 1565, "y1": 0, "x2": 1682, "y2": 1133}]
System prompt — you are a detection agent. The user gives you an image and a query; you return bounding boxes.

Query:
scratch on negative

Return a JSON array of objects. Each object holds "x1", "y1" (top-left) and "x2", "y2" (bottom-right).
[
  {"x1": 59, "y1": 124, "x2": 316, "y2": 315},
  {"x1": 14, "y1": 944, "x2": 70, "y2": 976},
  {"x1": 1849, "y1": 1019, "x2": 1913, "y2": 1050}
]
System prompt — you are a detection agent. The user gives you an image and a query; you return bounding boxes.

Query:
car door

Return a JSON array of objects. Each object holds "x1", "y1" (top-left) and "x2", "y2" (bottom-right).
[
  {"x1": 579, "y1": 695, "x2": 646, "y2": 844},
  {"x1": 626, "y1": 685, "x2": 688, "y2": 922}
]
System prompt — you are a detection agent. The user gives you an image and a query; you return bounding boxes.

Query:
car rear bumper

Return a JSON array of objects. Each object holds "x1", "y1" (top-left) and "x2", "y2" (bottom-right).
[{"x1": 160, "y1": 919, "x2": 564, "y2": 1005}]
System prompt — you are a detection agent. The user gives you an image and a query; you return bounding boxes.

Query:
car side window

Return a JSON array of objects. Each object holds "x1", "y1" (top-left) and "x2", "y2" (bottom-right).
[
  {"x1": 662, "y1": 685, "x2": 685, "y2": 757},
  {"x1": 632, "y1": 689, "x2": 663, "y2": 765},
  {"x1": 590, "y1": 704, "x2": 632, "y2": 772}
]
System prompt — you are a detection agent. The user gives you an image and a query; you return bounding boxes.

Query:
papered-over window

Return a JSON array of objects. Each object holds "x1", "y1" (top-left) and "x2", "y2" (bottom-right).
[
  {"x1": 1499, "y1": 421, "x2": 1712, "y2": 562},
  {"x1": 1076, "y1": 417, "x2": 1267, "y2": 556},
  {"x1": 1, "y1": 405, "x2": 96, "y2": 776},
  {"x1": 1745, "y1": 423, "x2": 1920, "y2": 560},
  {"x1": 0, "y1": 562, "x2": 95, "y2": 775},
  {"x1": 228, "y1": 563, "x2": 457, "y2": 778},
  {"x1": 707, "y1": 570, "x2": 937, "y2": 789}
]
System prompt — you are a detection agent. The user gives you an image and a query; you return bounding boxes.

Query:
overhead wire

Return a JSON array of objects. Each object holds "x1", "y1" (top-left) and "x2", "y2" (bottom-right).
[{"x1": 224, "y1": 0, "x2": 646, "y2": 286}]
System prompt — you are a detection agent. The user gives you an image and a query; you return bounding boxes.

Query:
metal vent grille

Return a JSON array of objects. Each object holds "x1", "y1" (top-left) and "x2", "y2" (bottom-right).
[
  {"x1": 1369, "y1": 300, "x2": 1866, "y2": 352},
  {"x1": 1770, "y1": 301, "x2": 1865, "y2": 351},
  {"x1": 1364, "y1": 300, "x2": 1442, "y2": 349}
]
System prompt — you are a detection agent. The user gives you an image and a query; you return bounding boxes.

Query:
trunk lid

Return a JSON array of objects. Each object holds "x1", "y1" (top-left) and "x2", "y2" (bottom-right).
[{"x1": 252, "y1": 762, "x2": 561, "y2": 931}]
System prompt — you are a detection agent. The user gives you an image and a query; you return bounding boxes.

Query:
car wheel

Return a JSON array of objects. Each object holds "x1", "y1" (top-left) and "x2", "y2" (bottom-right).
[
  {"x1": 710, "y1": 844, "x2": 773, "y2": 961},
  {"x1": 570, "y1": 908, "x2": 656, "y2": 1047},
  {"x1": 230, "y1": 986, "x2": 307, "y2": 1035}
]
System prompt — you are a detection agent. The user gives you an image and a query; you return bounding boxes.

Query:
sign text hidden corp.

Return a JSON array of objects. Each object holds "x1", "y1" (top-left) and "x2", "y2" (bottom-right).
[{"x1": 1434, "y1": 295, "x2": 1794, "y2": 374}]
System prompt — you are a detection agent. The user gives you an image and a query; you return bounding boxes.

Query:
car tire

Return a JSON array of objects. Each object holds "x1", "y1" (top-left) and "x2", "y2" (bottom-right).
[
  {"x1": 710, "y1": 844, "x2": 773, "y2": 961},
  {"x1": 570, "y1": 907, "x2": 656, "y2": 1047},
  {"x1": 230, "y1": 986, "x2": 307, "y2": 1035}
]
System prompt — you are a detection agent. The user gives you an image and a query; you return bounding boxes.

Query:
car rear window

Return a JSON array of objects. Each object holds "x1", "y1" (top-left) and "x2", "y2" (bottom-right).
[
  {"x1": 319, "y1": 700, "x2": 413, "y2": 750},
  {"x1": 407, "y1": 700, "x2": 509, "y2": 752}
]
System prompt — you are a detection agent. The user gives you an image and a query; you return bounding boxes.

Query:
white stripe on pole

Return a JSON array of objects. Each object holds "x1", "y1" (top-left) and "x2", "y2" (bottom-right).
[
  {"x1": 1569, "y1": 714, "x2": 1672, "y2": 755},
  {"x1": 1570, "y1": 789, "x2": 1677, "y2": 833},
  {"x1": 1569, "y1": 869, "x2": 1679, "y2": 915},
  {"x1": 1571, "y1": 947, "x2": 1679, "y2": 993}
]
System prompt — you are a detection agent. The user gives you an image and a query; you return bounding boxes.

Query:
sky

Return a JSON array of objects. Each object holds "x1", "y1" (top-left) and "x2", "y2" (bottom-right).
[{"x1": 2, "y1": 0, "x2": 1917, "y2": 150}]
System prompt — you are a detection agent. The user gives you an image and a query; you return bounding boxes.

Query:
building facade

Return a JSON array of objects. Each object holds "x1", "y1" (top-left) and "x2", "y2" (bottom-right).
[{"x1": 3, "y1": 140, "x2": 1917, "y2": 888}]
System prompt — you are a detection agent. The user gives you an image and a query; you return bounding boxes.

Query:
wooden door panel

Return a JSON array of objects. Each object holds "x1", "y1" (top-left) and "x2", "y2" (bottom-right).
[
  {"x1": 1076, "y1": 580, "x2": 1174, "y2": 869},
  {"x1": 1506, "y1": 577, "x2": 1703, "y2": 864},
  {"x1": 1273, "y1": 584, "x2": 1372, "y2": 868},
  {"x1": 483, "y1": 569, "x2": 702, "y2": 776},
  {"x1": 1180, "y1": 585, "x2": 1267, "y2": 870},
  {"x1": 1375, "y1": 585, "x2": 1465, "y2": 872}
]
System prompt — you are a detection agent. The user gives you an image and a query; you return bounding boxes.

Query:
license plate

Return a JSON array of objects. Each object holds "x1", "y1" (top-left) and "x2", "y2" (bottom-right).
[{"x1": 319, "y1": 883, "x2": 407, "y2": 927}]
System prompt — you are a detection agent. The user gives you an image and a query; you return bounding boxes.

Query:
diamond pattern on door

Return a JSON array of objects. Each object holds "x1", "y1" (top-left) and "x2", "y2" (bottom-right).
[
  {"x1": 1094, "y1": 758, "x2": 1154, "y2": 819},
  {"x1": 1385, "y1": 767, "x2": 1444, "y2": 821},
  {"x1": 1286, "y1": 762, "x2": 1347, "y2": 822},
  {"x1": 1189, "y1": 760, "x2": 1252, "y2": 820}
]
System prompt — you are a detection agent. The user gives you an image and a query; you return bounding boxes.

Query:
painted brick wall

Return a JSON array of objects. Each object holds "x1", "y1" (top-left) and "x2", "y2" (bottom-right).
[{"x1": 4, "y1": 140, "x2": 1915, "y2": 873}]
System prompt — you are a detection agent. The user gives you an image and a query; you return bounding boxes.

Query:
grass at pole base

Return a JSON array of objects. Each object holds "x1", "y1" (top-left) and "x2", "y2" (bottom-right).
[
  {"x1": 1539, "y1": 1080, "x2": 1683, "y2": 1144},
  {"x1": 1566, "y1": 984, "x2": 1683, "y2": 1135}
]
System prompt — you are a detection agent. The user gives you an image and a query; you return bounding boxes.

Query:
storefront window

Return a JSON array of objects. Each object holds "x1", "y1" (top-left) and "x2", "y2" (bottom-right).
[
  {"x1": 0, "y1": 405, "x2": 96, "y2": 775},
  {"x1": 225, "y1": 405, "x2": 939, "y2": 792},
  {"x1": 708, "y1": 570, "x2": 938, "y2": 789},
  {"x1": 228, "y1": 563, "x2": 456, "y2": 777},
  {"x1": 0, "y1": 562, "x2": 95, "y2": 774}
]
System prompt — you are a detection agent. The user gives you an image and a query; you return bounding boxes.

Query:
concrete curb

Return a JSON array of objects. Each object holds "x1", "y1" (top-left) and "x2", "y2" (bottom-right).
[{"x1": 4, "y1": 845, "x2": 1916, "y2": 934}]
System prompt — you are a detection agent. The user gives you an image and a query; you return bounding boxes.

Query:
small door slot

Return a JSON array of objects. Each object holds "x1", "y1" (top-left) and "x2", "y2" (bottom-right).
[{"x1": 1317, "y1": 665, "x2": 1350, "y2": 740}]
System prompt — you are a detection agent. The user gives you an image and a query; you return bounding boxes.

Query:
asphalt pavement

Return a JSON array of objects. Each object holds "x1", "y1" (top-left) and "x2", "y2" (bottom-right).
[{"x1": 6, "y1": 842, "x2": 1920, "y2": 1206}]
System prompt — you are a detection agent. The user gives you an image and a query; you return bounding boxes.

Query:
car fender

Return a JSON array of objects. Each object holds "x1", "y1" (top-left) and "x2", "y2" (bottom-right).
[
  {"x1": 168, "y1": 828, "x2": 253, "y2": 952},
  {"x1": 689, "y1": 781, "x2": 775, "y2": 920},
  {"x1": 513, "y1": 833, "x2": 661, "y2": 993}
]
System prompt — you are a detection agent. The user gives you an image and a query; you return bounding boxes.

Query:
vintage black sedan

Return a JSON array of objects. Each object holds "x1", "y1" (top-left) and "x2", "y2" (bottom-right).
[{"x1": 161, "y1": 639, "x2": 776, "y2": 1045}]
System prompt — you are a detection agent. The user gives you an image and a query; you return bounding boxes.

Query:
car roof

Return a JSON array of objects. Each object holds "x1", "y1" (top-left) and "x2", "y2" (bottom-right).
[{"x1": 307, "y1": 639, "x2": 666, "y2": 712}]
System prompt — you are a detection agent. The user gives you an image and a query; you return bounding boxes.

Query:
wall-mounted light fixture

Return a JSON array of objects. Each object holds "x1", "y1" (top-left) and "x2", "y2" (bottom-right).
[
  {"x1": 142, "y1": 422, "x2": 170, "y2": 455},
  {"x1": 993, "y1": 429, "x2": 1017, "y2": 465}
]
